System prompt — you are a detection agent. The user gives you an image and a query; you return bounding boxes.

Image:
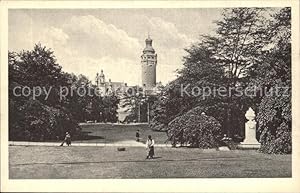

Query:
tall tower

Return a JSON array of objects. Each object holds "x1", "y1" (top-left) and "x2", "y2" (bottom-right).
[
  {"x1": 141, "y1": 35, "x2": 157, "y2": 89},
  {"x1": 96, "y1": 70, "x2": 105, "y2": 87},
  {"x1": 96, "y1": 69, "x2": 106, "y2": 96}
]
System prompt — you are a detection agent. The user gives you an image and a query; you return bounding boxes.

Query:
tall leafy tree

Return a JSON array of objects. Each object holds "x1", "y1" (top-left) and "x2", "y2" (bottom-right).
[
  {"x1": 198, "y1": 8, "x2": 267, "y2": 136},
  {"x1": 253, "y1": 8, "x2": 291, "y2": 154},
  {"x1": 9, "y1": 44, "x2": 121, "y2": 141},
  {"x1": 151, "y1": 8, "x2": 268, "y2": 137},
  {"x1": 9, "y1": 44, "x2": 79, "y2": 141}
]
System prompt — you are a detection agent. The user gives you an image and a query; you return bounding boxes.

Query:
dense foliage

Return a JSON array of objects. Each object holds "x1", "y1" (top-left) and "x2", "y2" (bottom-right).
[
  {"x1": 150, "y1": 78, "x2": 197, "y2": 131},
  {"x1": 254, "y1": 8, "x2": 291, "y2": 154},
  {"x1": 9, "y1": 98, "x2": 78, "y2": 141},
  {"x1": 9, "y1": 44, "x2": 119, "y2": 141},
  {"x1": 150, "y1": 8, "x2": 291, "y2": 154},
  {"x1": 63, "y1": 74, "x2": 119, "y2": 123},
  {"x1": 257, "y1": 87, "x2": 291, "y2": 154},
  {"x1": 167, "y1": 106, "x2": 222, "y2": 148},
  {"x1": 151, "y1": 8, "x2": 264, "y2": 136}
]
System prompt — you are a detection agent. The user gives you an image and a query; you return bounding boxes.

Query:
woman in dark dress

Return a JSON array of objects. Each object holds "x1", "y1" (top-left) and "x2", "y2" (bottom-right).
[{"x1": 146, "y1": 135, "x2": 155, "y2": 159}]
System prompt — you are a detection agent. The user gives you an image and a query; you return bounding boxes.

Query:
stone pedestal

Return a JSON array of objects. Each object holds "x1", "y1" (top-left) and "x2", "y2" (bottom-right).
[{"x1": 239, "y1": 107, "x2": 260, "y2": 149}]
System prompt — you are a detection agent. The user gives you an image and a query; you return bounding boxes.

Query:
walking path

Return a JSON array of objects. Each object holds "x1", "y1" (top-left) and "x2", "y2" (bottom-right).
[
  {"x1": 78, "y1": 122, "x2": 149, "y2": 126},
  {"x1": 9, "y1": 140, "x2": 172, "y2": 147}
]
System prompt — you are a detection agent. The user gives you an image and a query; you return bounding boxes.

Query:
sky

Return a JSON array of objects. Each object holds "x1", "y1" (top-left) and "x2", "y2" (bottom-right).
[{"x1": 8, "y1": 9, "x2": 223, "y2": 85}]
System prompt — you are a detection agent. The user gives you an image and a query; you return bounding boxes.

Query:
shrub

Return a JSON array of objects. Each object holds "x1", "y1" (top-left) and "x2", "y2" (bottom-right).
[
  {"x1": 167, "y1": 106, "x2": 222, "y2": 148},
  {"x1": 9, "y1": 98, "x2": 80, "y2": 141},
  {"x1": 257, "y1": 87, "x2": 291, "y2": 154}
]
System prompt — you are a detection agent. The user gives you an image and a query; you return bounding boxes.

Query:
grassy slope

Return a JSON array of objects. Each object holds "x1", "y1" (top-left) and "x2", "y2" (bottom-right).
[
  {"x1": 75, "y1": 124, "x2": 168, "y2": 144},
  {"x1": 9, "y1": 146, "x2": 291, "y2": 179}
]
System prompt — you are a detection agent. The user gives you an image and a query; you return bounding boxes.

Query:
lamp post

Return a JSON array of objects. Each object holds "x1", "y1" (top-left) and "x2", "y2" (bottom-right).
[
  {"x1": 138, "y1": 101, "x2": 141, "y2": 123},
  {"x1": 136, "y1": 92, "x2": 143, "y2": 123},
  {"x1": 140, "y1": 99, "x2": 146, "y2": 123},
  {"x1": 134, "y1": 92, "x2": 152, "y2": 123},
  {"x1": 147, "y1": 101, "x2": 150, "y2": 124}
]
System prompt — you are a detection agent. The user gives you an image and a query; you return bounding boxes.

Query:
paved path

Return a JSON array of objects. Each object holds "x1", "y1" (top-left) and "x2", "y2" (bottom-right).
[
  {"x1": 79, "y1": 122, "x2": 149, "y2": 126},
  {"x1": 9, "y1": 140, "x2": 172, "y2": 147}
]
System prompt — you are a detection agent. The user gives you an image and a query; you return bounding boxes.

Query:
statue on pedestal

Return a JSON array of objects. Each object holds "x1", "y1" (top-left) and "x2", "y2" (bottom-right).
[{"x1": 239, "y1": 107, "x2": 261, "y2": 149}]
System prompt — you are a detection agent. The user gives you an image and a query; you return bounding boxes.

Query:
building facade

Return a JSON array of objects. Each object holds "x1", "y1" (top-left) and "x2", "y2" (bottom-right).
[
  {"x1": 95, "y1": 69, "x2": 126, "y2": 96},
  {"x1": 94, "y1": 36, "x2": 161, "y2": 122}
]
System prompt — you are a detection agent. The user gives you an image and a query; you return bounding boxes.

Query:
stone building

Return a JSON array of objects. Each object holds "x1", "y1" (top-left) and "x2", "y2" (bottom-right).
[
  {"x1": 95, "y1": 69, "x2": 126, "y2": 96},
  {"x1": 141, "y1": 35, "x2": 157, "y2": 90},
  {"x1": 94, "y1": 36, "x2": 161, "y2": 122}
]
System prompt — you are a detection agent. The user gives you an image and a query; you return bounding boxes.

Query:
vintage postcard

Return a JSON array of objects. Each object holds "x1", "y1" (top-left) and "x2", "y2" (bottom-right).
[{"x1": 1, "y1": 0, "x2": 299, "y2": 192}]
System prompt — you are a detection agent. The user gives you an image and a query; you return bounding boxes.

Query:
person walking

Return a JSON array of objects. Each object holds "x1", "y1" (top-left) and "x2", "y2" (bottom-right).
[
  {"x1": 60, "y1": 132, "x2": 71, "y2": 146},
  {"x1": 136, "y1": 129, "x2": 140, "y2": 142},
  {"x1": 146, "y1": 135, "x2": 155, "y2": 159}
]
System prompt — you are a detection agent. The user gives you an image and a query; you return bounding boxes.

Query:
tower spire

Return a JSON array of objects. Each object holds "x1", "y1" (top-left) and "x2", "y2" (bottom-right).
[{"x1": 141, "y1": 35, "x2": 157, "y2": 89}]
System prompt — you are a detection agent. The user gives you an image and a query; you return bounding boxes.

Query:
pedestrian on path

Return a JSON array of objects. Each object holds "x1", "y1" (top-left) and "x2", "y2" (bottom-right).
[
  {"x1": 60, "y1": 132, "x2": 71, "y2": 146},
  {"x1": 146, "y1": 135, "x2": 155, "y2": 159},
  {"x1": 136, "y1": 129, "x2": 140, "y2": 142}
]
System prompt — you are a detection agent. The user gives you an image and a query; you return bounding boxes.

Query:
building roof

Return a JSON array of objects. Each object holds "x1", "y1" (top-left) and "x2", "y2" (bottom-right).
[{"x1": 143, "y1": 36, "x2": 155, "y2": 53}]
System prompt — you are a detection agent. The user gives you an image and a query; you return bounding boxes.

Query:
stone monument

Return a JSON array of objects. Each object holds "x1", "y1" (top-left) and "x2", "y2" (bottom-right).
[{"x1": 239, "y1": 107, "x2": 261, "y2": 149}]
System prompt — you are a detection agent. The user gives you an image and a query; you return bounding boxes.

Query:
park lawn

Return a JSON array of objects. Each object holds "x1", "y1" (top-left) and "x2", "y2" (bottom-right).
[
  {"x1": 75, "y1": 124, "x2": 168, "y2": 144},
  {"x1": 9, "y1": 146, "x2": 291, "y2": 179}
]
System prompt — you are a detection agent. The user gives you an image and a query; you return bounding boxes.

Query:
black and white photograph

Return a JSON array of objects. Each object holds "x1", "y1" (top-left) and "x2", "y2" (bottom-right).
[{"x1": 1, "y1": 0, "x2": 299, "y2": 192}]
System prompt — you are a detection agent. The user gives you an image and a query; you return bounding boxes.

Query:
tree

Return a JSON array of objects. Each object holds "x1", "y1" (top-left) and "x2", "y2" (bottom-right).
[
  {"x1": 198, "y1": 8, "x2": 267, "y2": 137},
  {"x1": 9, "y1": 44, "x2": 80, "y2": 141},
  {"x1": 167, "y1": 106, "x2": 222, "y2": 148},
  {"x1": 9, "y1": 44, "x2": 69, "y2": 106},
  {"x1": 151, "y1": 8, "x2": 278, "y2": 140},
  {"x1": 63, "y1": 74, "x2": 94, "y2": 122},
  {"x1": 63, "y1": 73, "x2": 119, "y2": 123},
  {"x1": 150, "y1": 78, "x2": 197, "y2": 131},
  {"x1": 102, "y1": 95, "x2": 119, "y2": 123},
  {"x1": 9, "y1": 43, "x2": 122, "y2": 140},
  {"x1": 253, "y1": 8, "x2": 291, "y2": 154}
]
